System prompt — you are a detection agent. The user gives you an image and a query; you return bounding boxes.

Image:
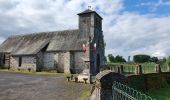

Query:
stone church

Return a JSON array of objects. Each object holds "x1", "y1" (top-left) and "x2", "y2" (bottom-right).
[{"x1": 0, "y1": 9, "x2": 105, "y2": 75}]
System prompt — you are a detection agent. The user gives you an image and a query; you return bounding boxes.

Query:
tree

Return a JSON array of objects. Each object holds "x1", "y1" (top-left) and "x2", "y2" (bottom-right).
[
  {"x1": 104, "y1": 56, "x2": 107, "y2": 62},
  {"x1": 114, "y1": 55, "x2": 126, "y2": 62},
  {"x1": 157, "y1": 57, "x2": 166, "y2": 65},
  {"x1": 133, "y1": 54, "x2": 151, "y2": 63},
  {"x1": 166, "y1": 56, "x2": 170, "y2": 65},
  {"x1": 108, "y1": 54, "x2": 114, "y2": 62},
  {"x1": 150, "y1": 57, "x2": 158, "y2": 63},
  {"x1": 108, "y1": 54, "x2": 126, "y2": 63},
  {"x1": 163, "y1": 57, "x2": 167, "y2": 63}
]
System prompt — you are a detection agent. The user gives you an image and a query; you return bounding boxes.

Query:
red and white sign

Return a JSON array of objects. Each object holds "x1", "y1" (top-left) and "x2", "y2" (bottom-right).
[
  {"x1": 83, "y1": 44, "x2": 87, "y2": 51},
  {"x1": 93, "y1": 43, "x2": 96, "y2": 51}
]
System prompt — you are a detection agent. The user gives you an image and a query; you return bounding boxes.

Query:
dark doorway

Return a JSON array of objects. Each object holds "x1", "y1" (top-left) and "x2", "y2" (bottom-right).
[
  {"x1": 96, "y1": 54, "x2": 100, "y2": 73},
  {"x1": 19, "y1": 57, "x2": 22, "y2": 67},
  {"x1": 3, "y1": 54, "x2": 5, "y2": 64}
]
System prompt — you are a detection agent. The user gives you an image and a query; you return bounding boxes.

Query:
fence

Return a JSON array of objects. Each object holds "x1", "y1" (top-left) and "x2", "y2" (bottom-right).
[
  {"x1": 112, "y1": 81, "x2": 154, "y2": 100},
  {"x1": 109, "y1": 62, "x2": 169, "y2": 74}
]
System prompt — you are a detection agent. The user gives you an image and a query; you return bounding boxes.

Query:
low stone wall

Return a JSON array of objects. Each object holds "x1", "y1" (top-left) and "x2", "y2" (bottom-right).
[
  {"x1": 91, "y1": 68, "x2": 170, "y2": 100},
  {"x1": 127, "y1": 72, "x2": 170, "y2": 91},
  {"x1": 91, "y1": 70, "x2": 126, "y2": 100}
]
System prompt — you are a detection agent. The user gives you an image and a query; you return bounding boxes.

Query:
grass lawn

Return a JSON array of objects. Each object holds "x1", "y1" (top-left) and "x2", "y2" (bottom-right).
[
  {"x1": 147, "y1": 85, "x2": 170, "y2": 100},
  {"x1": 77, "y1": 88, "x2": 91, "y2": 100},
  {"x1": 0, "y1": 69, "x2": 67, "y2": 75}
]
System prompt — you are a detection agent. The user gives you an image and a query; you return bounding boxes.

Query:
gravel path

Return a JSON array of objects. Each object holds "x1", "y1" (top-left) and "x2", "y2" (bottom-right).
[{"x1": 0, "y1": 72, "x2": 91, "y2": 100}]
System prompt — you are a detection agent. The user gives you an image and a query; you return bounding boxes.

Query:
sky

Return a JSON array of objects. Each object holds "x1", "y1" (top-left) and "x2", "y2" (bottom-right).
[{"x1": 0, "y1": 0, "x2": 170, "y2": 59}]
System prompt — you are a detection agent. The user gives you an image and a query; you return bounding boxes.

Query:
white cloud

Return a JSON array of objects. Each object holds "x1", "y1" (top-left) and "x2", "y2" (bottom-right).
[
  {"x1": 105, "y1": 12, "x2": 170, "y2": 58},
  {"x1": 0, "y1": 0, "x2": 170, "y2": 58},
  {"x1": 138, "y1": 0, "x2": 170, "y2": 12},
  {"x1": 0, "y1": 37, "x2": 5, "y2": 44}
]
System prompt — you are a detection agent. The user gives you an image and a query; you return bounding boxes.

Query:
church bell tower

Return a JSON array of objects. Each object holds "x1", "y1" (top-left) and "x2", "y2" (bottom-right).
[{"x1": 78, "y1": 8, "x2": 104, "y2": 77}]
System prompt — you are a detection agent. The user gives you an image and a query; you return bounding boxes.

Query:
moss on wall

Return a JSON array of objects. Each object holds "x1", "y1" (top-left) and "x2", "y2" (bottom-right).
[
  {"x1": 127, "y1": 73, "x2": 170, "y2": 92},
  {"x1": 127, "y1": 75, "x2": 146, "y2": 91}
]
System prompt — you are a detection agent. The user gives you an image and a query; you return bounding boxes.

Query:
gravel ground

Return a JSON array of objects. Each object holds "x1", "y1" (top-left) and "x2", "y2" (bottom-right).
[{"x1": 0, "y1": 72, "x2": 91, "y2": 100}]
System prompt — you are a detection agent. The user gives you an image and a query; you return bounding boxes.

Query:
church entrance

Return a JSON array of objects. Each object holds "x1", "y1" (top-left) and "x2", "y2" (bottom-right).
[{"x1": 96, "y1": 54, "x2": 100, "y2": 74}]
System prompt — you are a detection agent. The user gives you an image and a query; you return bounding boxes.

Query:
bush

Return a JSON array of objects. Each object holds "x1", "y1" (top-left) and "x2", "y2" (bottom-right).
[
  {"x1": 133, "y1": 54, "x2": 151, "y2": 63},
  {"x1": 17, "y1": 68, "x2": 20, "y2": 71},
  {"x1": 28, "y1": 68, "x2": 31, "y2": 72},
  {"x1": 108, "y1": 54, "x2": 126, "y2": 63},
  {"x1": 108, "y1": 54, "x2": 114, "y2": 62}
]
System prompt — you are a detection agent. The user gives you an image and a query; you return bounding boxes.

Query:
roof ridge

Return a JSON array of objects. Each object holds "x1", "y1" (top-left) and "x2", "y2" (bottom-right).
[{"x1": 9, "y1": 29, "x2": 79, "y2": 39}]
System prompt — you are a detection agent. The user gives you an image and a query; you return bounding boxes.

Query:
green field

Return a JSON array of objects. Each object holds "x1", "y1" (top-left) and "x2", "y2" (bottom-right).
[
  {"x1": 147, "y1": 85, "x2": 170, "y2": 100},
  {"x1": 108, "y1": 62, "x2": 169, "y2": 74}
]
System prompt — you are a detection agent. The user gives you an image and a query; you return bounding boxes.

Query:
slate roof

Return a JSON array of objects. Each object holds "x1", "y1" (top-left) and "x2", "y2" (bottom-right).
[
  {"x1": 78, "y1": 9, "x2": 102, "y2": 19},
  {"x1": 0, "y1": 29, "x2": 87, "y2": 56}
]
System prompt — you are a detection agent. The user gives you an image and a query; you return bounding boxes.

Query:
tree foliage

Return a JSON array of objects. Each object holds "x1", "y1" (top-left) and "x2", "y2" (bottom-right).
[
  {"x1": 108, "y1": 54, "x2": 114, "y2": 62},
  {"x1": 108, "y1": 54, "x2": 126, "y2": 63},
  {"x1": 166, "y1": 56, "x2": 170, "y2": 65},
  {"x1": 114, "y1": 55, "x2": 126, "y2": 62},
  {"x1": 150, "y1": 57, "x2": 158, "y2": 63},
  {"x1": 104, "y1": 56, "x2": 107, "y2": 62},
  {"x1": 133, "y1": 54, "x2": 151, "y2": 63}
]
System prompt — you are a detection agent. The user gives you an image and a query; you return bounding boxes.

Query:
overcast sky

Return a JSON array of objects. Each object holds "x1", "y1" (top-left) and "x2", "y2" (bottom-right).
[{"x1": 0, "y1": 0, "x2": 170, "y2": 59}]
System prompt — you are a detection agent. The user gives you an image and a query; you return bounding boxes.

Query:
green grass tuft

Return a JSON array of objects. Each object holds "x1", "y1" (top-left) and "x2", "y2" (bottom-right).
[
  {"x1": 147, "y1": 85, "x2": 170, "y2": 100},
  {"x1": 0, "y1": 69, "x2": 67, "y2": 75},
  {"x1": 77, "y1": 88, "x2": 91, "y2": 100}
]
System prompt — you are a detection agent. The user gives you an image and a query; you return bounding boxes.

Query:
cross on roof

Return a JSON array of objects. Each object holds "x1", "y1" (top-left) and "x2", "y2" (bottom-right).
[{"x1": 88, "y1": 6, "x2": 92, "y2": 10}]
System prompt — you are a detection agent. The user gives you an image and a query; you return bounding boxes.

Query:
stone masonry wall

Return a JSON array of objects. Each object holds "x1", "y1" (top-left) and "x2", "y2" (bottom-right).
[
  {"x1": 0, "y1": 53, "x2": 10, "y2": 68},
  {"x1": 74, "y1": 52, "x2": 85, "y2": 73},
  {"x1": 10, "y1": 56, "x2": 36, "y2": 71},
  {"x1": 43, "y1": 51, "x2": 85, "y2": 73},
  {"x1": 36, "y1": 51, "x2": 44, "y2": 71},
  {"x1": 63, "y1": 52, "x2": 70, "y2": 73},
  {"x1": 10, "y1": 56, "x2": 18, "y2": 69},
  {"x1": 9, "y1": 51, "x2": 86, "y2": 73},
  {"x1": 91, "y1": 70, "x2": 126, "y2": 100},
  {"x1": 43, "y1": 52, "x2": 58, "y2": 70},
  {"x1": 43, "y1": 52, "x2": 70, "y2": 73}
]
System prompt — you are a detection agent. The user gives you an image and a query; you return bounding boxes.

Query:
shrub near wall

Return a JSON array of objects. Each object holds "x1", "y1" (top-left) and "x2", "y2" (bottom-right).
[
  {"x1": 126, "y1": 72, "x2": 170, "y2": 92},
  {"x1": 162, "y1": 72, "x2": 170, "y2": 84},
  {"x1": 145, "y1": 73, "x2": 168, "y2": 90},
  {"x1": 126, "y1": 75, "x2": 146, "y2": 92}
]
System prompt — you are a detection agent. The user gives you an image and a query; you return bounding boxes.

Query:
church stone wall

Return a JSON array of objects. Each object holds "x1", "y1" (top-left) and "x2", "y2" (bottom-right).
[
  {"x1": 74, "y1": 52, "x2": 85, "y2": 73},
  {"x1": 10, "y1": 56, "x2": 36, "y2": 71},
  {"x1": 22, "y1": 56, "x2": 36, "y2": 71},
  {"x1": 43, "y1": 52, "x2": 58, "y2": 70},
  {"x1": 63, "y1": 52, "x2": 71, "y2": 73},
  {"x1": 0, "y1": 53, "x2": 10, "y2": 68},
  {"x1": 10, "y1": 56, "x2": 19, "y2": 69},
  {"x1": 42, "y1": 51, "x2": 85, "y2": 74},
  {"x1": 36, "y1": 51, "x2": 44, "y2": 71},
  {"x1": 43, "y1": 52, "x2": 71, "y2": 73}
]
